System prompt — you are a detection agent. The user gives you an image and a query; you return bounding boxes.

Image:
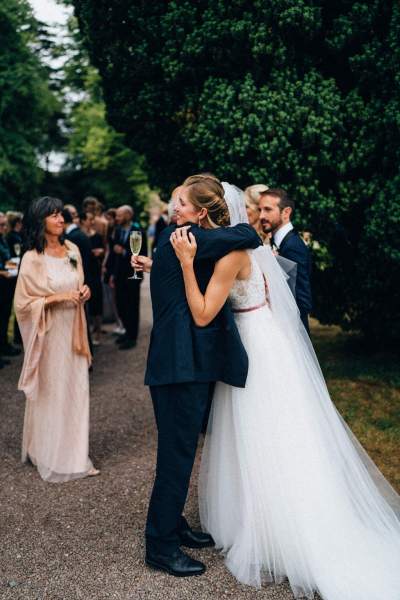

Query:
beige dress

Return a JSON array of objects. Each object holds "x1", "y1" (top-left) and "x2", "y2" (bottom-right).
[{"x1": 20, "y1": 253, "x2": 93, "y2": 482}]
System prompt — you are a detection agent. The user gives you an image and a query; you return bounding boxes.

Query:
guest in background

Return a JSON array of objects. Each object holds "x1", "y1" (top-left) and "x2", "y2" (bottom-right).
[
  {"x1": 94, "y1": 201, "x2": 109, "y2": 247},
  {"x1": 80, "y1": 211, "x2": 104, "y2": 345},
  {"x1": 62, "y1": 208, "x2": 93, "y2": 287},
  {"x1": 111, "y1": 205, "x2": 147, "y2": 350},
  {"x1": 302, "y1": 231, "x2": 312, "y2": 246},
  {"x1": 244, "y1": 184, "x2": 269, "y2": 240},
  {"x1": 14, "y1": 196, "x2": 99, "y2": 482},
  {"x1": 63, "y1": 208, "x2": 95, "y2": 353},
  {"x1": 151, "y1": 202, "x2": 168, "y2": 255},
  {"x1": 83, "y1": 197, "x2": 108, "y2": 246},
  {"x1": 105, "y1": 208, "x2": 117, "y2": 243},
  {"x1": 82, "y1": 196, "x2": 98, "y2": 215},
  {"x1": 64, "y1": 204, "x2": 80, "y2": 226},
  {"x1": 6, "y1": 211, "x2": 24, "y2": 348},
  {"x1": 167, "y1": 186, "x2": 182, "y2": 225},
  {"x1": 104, "y1": 208, "x2": 125, "y2": 334},
  {"x1": 0, "y1": 213, "x2": 9, "y2": 268},
  {"x1": 259, "y1": 188, "x2": 312, "y2": 333},
  {"x1": 0, "y1": 214, "x2": 12, "y2": 367},
  {"x1": 147, "y1": 207, "x2": 158, "y2": 252},
  {"x1": 104, "y1": 208, "x2": 117, "y2": 274},
  {"x1": 0, "y1": 212, "x2": 20, "y2": 363},
  {"x1": 6, "y1": 212, "x2": 24, "y2": 258}
]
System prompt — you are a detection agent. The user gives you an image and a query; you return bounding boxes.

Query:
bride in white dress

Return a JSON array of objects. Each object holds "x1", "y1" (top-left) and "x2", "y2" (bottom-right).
[{"x1": 170, "y1": 179, "x2": 400, "y2": 600}]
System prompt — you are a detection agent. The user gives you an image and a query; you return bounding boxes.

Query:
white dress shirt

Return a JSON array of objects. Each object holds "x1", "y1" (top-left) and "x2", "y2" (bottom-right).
[
  {"x1": 65, "y1": 223, "x2": 78, "y2": 235},
  {"x1": 273, "y1": 221, "x2": 294, "y2": 249}
]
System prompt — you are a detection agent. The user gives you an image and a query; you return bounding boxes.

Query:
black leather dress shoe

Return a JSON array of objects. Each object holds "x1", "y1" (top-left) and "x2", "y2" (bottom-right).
[
  {"x1": 179, "y1": 528, "x2": 215, "y2": 549},
  {"x1": 145, "y1": 548, "x2": 205, "y2": 577},
  {"x1": 115, "y1": 334, "x2": 129, "y2": 345}
]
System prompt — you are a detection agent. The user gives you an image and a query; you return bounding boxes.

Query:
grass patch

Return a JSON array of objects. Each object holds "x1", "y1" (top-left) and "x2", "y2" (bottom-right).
[{"x1": 311, "y1": 319, "x2": 400, "y2": 491}]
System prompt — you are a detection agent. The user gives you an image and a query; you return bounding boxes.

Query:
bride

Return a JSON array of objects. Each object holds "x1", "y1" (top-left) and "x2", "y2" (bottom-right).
[{"x1": 170, "y1": 176, "x2": 400, "y2": 600}]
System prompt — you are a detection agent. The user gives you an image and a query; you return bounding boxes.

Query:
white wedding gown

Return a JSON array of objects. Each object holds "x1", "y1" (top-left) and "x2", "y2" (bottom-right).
[{"x1": 199, "y1": 252, "x2": 400, "y2": 600}]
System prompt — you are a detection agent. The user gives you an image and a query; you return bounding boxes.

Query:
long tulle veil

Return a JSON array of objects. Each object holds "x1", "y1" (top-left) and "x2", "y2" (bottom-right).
[{"x1": 221, "y1": 181, "x2": 400, "y2": 517}]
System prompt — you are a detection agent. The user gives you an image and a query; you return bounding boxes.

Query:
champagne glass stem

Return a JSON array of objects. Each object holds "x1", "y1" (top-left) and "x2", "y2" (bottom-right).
[
  {"x1": 128, "y1": 255, "x2": 139, "y2": 280},
  {"x1": 128, "y1": 231, "x2": 142, "y2": 280}
]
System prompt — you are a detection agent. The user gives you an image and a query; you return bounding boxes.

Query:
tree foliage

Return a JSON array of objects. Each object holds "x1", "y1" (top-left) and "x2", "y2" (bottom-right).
[
  {"x1": 0, "y1": 0, "x2": 60, "y2": 210},
  {"x1": 43, "y1": 11, "x2": 151, "y2": 212},
  {"x1": 72, "y1": 2, "x2": 400, "y2": 341},
  {"x1": 65, "y1": 66, "x2": 150, "y2": 210}
]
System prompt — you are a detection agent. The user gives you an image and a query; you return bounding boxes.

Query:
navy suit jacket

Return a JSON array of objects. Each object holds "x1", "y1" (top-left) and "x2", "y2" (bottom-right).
[
  {"x1": 65, "y1": 227, "x2": 93, "y2": 287},
  {"x1": 277, "y1": 229, "x2": 312, "y2": 331},
  {"x1": 145, "y1": 223, "x2": 261, "y2": 388}
]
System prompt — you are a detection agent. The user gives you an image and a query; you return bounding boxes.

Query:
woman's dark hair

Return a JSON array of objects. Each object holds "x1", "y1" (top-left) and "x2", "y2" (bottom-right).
[{"x1": 24, "y1": 196, "x2": 64, "y2": 253}]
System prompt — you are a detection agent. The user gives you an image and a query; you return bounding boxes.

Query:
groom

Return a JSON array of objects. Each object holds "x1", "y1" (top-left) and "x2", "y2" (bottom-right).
[{"x1": 141, "y1": 218, "x2": 260, "y2": 576}]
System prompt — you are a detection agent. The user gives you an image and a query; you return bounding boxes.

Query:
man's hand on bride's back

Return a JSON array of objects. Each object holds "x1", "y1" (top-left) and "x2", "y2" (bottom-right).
[
  {"x1": 131, "y1": 255, "x2": 153, "y2": 272},
  {"x1": 170, "y1": 226, "x2": 197, "y2": 266}
]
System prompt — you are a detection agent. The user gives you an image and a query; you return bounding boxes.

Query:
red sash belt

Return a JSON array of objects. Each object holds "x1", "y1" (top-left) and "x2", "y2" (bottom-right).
[{"x1": 232, "y1": 301, "x2": 267, "y2": 314}]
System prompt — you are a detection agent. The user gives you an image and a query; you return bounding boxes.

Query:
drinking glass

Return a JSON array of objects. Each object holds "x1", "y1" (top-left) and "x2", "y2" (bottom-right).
[{"x1": 128, "y1": 231, "x2": 142, "y2": 280}]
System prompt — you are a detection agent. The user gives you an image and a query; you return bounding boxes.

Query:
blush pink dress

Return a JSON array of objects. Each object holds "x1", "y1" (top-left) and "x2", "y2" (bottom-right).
[{"x1": 21, "y1": 254, "x2": 93, "y2": 482}]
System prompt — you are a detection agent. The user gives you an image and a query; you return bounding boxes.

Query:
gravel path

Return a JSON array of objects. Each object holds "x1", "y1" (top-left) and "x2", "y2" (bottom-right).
[{"x1": 1, "y1": 280, "x2": 298, "y2": 600}]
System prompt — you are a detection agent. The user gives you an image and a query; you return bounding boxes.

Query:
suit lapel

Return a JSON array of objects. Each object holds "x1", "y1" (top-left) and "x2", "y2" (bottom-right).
[{"x1": 278, "y1": 229, "x2": 297, "y2": 252}]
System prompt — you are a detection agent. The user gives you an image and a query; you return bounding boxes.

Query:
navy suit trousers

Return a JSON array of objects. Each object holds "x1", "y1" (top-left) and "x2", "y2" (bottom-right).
[{"x1": 146, "y1": 382, "x2": 211, "y2": 554}]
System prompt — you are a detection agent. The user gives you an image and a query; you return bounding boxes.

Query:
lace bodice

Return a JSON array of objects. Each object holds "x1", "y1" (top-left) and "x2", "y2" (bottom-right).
[{"x1": 229, "y1": 253, "x2": 267, "y2": 310}]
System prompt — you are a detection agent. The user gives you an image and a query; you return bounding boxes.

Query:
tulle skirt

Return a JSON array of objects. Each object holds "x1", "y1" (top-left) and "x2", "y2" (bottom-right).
[{"x1": 199, "y1": 305, "x2": 400, "y2": 599}]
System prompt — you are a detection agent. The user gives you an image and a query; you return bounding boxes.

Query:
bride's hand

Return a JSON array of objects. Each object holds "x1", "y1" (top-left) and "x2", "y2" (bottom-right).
[{"x1": 170, "y1": 226, "x2": 197, "y2": 266}]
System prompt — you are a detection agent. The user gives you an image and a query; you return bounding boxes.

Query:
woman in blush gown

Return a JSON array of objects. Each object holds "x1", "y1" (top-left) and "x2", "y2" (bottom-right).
[
  {"x1": 15, "y1": 197, "x2": 99, "y2": 482},
  {"x1": 170, "y1": 176, "x2": 400, "y2": 600}
]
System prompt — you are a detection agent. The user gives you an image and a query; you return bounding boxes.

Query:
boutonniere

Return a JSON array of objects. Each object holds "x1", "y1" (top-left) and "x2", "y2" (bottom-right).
[{"x1": 67, "y1": 250, "x2": 78, "y2": 270}]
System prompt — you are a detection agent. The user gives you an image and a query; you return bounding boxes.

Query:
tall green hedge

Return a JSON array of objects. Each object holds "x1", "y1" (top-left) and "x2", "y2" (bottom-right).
[{"x1": 73, "y1": 1, "x2": 400, "y2": 344}]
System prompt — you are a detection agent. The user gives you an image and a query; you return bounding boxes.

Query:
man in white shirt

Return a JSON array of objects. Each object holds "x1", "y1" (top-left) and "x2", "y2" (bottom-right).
[{"x1": 259, "y1": 188, "x2": 312, "y2": 333}]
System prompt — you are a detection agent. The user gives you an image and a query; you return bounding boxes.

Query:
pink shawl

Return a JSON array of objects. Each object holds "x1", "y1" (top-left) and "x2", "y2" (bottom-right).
[{"x1": 14, "y1": 240, "x2": 91, "y2": 401}]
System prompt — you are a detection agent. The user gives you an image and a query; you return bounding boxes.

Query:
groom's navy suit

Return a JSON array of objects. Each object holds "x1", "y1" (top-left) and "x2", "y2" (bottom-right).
[{"x1": 145, "y1": 223, "x2": 261, "y2": 555}]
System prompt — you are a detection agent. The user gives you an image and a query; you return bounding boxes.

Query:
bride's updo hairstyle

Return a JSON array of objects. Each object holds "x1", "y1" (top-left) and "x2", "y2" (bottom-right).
[{"x1": 182, "y1": 174, "x2": 230, "y2": 228}]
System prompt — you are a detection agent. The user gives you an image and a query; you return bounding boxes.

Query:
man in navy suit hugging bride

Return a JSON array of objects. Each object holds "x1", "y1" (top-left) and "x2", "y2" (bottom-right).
[{"x1": 133, "y1": 174, "x2": 261, "y2": 577}]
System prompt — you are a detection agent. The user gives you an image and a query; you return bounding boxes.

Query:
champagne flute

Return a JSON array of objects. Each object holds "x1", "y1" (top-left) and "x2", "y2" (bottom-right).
[{"x1": 128, "y1": 230, "x2": 142, "y2": 280}]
